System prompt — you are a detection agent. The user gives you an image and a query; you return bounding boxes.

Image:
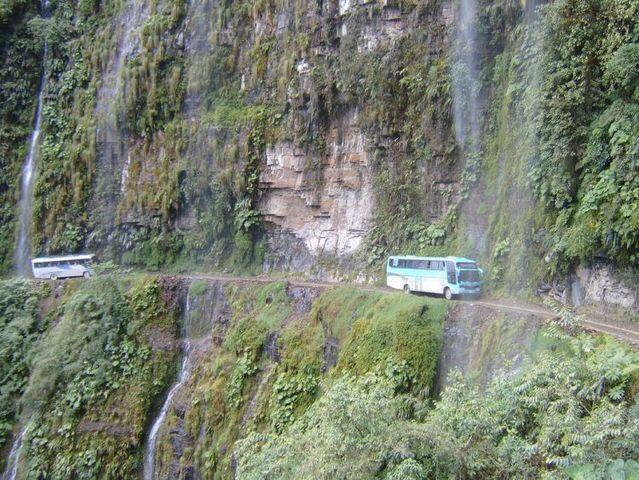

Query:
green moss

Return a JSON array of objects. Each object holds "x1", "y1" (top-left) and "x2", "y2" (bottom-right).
[
  {"x1": 9, "y1": 276, "x2": 181, "y2": 479},
  {"x1": 157, "y1": 281, "x2": 446, "y2": 477},
  {"x1": 0, "y1": 279, "x2": 50, "y2": 463},
  {"x1": 309, "y1": 287, "x2": 382, "y2": 339},
  {"x1": 337, "y1": 293, "x2": 446, "y2": 391},
  {"x1": 224, "y1": 282, "x2": 292, "y2": 359},
  {"x1": 189, "y1": 279, "x2": 208, "y2": 297},
  {"x1": 0, "y1": 0, "x2": 41, "y2": 272}
]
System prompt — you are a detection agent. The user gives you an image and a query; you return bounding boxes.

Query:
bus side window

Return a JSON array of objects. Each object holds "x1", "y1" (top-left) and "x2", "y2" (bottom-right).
[
  {"x1": 392, "y1": 258, "x2": 398, "y2": 267},
  {"x1": 398, "y1": 260, "x2": 406, "y2": 268}
]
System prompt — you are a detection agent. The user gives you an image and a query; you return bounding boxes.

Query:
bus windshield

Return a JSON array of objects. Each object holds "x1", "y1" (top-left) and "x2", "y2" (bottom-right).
[{"x1": 458, "y1": 270, "x2": 480, "y2": 282}]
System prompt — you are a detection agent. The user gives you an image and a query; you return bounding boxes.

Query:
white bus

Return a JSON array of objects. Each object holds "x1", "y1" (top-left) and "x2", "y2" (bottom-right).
[{"x1": 31, "y1": 254, "x2": 95, "y2": 280}]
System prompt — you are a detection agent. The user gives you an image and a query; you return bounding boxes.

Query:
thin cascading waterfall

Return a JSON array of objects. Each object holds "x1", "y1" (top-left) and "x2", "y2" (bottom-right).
[
  {"x1": 183, "y1": 0, "x2": 214, "y2": 119},
  {"x1": 92, "y1": 0, "x2": 149, "y2": 231},
  {"x1": 452, "y1": 0, "x2": 487, "y2": 258},
  {"x1": 14, "y1": 0, "x2": 50, "y2": 276},
  {"x1": 2, "y1": 425, "x2": 29, "y2": 480},
  {"x1": 181, "y1": 0, "x2": 216, "y2": 212},
  {"x1": 143, "y1": 293, "x2": 193, "y2": 480},
  {"x1": 452, "y1": 0, "x2": 481, "y2": 153}
]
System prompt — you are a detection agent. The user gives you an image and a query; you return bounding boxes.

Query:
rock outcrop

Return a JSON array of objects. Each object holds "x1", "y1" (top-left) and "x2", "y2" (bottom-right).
[
  {"x1": 574, "y1": 263, "x2": 638, "y2": 311},
  {"x1": 259, "y1": 110, "x2": 374, "y2": 267}
]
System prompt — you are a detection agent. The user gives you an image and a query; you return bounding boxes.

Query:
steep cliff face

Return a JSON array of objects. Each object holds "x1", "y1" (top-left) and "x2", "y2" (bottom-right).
[
  {"x1": 259, "y1": 110, "x2": 374, "y2": 270},
  {"x1": 435, "y1": 303, "x2": 544, "y2": 393},
  {"x1": 3, "y1": 0, "x2": 459, "y2": 274},
  {"x1": 142, "y1": 280, "x2": 446, "y2": 479},
  {"x1": 0, "y1": 0, "x2": 42, "y2": 272},
  {"x1": 2, "y1": 0, "x2": 639, "y2": 307},
  {"x1": 0, "y1": 276, "x2": 183, "y2": 477},
  {"x1": 2, "y1": 278, "x2": 639, "y2": 479}
]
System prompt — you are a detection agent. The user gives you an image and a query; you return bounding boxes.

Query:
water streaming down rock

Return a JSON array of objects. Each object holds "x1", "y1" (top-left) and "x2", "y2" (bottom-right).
[
  {"x1": 14, "y1": 0, "x2": 49, "y2": 276},
  {"x1": 490, "y1": 2, "x2": 545, "y2": 289},
  {"x1": 434, "y1": 305, "x2": 543, "y2": 395},
  {"x1": 143, "y1": 281, "x2": 230, "y2": 479},
  {"x1": 452, "y1": 0, "x2": 480, "y2": 153},
  {"x1": 92, "y1": 0, "x2": 149, "y2": 233},
  {"x1": 143, "y1": 294, "x2": 193, "y2": 480},
  {"x1": 182, "y1": 0, "x2": 214, "y2": 119},
  {"x1": 452, "y1": 0, "x2": 489, "y2": 259},
  {"x1": 1, "y1": 425, "x2": 28, "y2": 480},
  {"x1": 175, "y1": 0, "x2": 220, "y2": 234}
]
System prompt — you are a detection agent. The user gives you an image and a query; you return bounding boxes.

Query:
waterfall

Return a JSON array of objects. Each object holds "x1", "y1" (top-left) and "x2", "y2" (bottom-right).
[
  {"x1": 452, "y1": 0, "x2": 480, "y2": 153},
  {"x1": 183, "y1": 0, "x2": 214, "y2": 119},
  {"x1": 14, "y1": 0, "x2": 49, "y2": 276},
  {"x1": 143, "y1": 293, "x2": 193, "y2": 480},
  {"x1": 452, "y1": 0, "x2": 487, "y2": 258},
  {"x1": 92, "y1": 0, "x2": 148, "y2": 230},
  {"x1": 1, "y1": 425, "x2": 28, "y2": 480},
  {"x1": 142, "y1": 282, "x2": 226, "y2": 478}
]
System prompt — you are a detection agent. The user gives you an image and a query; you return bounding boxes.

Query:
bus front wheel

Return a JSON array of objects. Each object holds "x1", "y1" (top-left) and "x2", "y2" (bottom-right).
[
  {"x1": 50, "y1": 274, "x2": 57, "y2": 281},
  {"x1": 444, "y1": 287, "x2": 453, "y2": 300},
  {"x1": 83, "y1": 271, "x2": 91, "y2": 278},
  {"x1": 403, "y1": 284, "x2": 411, "y2": 294}
]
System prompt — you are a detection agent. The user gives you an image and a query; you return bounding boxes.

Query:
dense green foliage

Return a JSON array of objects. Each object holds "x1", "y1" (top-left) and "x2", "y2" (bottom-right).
[
  {"x1": 467, "y1": 0, "x2": 639, "y2": 290},
  {"x1": 236, "y1": 325, "x2": 639, "y2": 479},
  {"x1": 1, "y1": 278, "x2": 638, "y2": 479},
  {"x1": 0, "y1": 0, "x2": 638, "y2": 286},
  {"x1": 533, "y1": 0, "x2": 639, "y2": 271},
  {"x1": 0, "y1": 276, "x2": 180, "y2": 479},
  {"x1": 150, "y1": 284, "x2": 446, "y2": 478},
  {"x1": 0, "y1": 280, "x2": 49, "y2": 462},
  {"x1": 1, "y1": 1, "x2": 639, "y2": 476}
]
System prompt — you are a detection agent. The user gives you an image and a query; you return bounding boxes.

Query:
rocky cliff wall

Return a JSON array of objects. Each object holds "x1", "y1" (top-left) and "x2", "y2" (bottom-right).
[
  {"x1": 145, "y1": 280, "x2": 445, "y2": 479},
  {"x1": 2, "y1": 0, "x2": 639, "y2": 308},
  {"x1": 435, "y1": 303, "x2": 544, "y2": 394}
]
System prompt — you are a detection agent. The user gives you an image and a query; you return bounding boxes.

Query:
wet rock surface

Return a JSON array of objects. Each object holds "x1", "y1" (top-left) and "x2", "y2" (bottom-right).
[
  {"x1": 576, "y1": 263, "x2": 638, "y2": 311},
  {"x1": 258, "y1": 110, "x2": 374, "y2": 269},
  {"x1": 286, "y1": 285, "x2": 321, "y2": 313},
  {"x1": 435, "y1": 303, "x2": 543, "y2": 395},
  {"x1": 149, "y1": 280, "x2": 233, "y2": 480}
]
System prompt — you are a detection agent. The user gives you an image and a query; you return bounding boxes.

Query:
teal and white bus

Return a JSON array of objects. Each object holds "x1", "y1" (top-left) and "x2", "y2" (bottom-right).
[{"x1": 386, "y1": 256, "x2": 483, "y2": 299}]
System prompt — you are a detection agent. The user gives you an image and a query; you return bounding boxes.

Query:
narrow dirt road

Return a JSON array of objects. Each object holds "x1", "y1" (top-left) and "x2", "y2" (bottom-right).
[{"x1": 177, "y1": 272, "x2": 639, "y2": 348}]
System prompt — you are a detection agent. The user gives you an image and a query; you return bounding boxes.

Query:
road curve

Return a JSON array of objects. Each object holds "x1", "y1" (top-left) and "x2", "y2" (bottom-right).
[{"x1": 175, "y1": 272, "x2": 639, "y2": 348}]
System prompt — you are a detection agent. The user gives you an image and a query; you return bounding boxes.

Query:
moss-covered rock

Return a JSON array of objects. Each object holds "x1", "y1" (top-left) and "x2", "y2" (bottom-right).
[
  {"x1": 0, "y1": 275, "x2": 181, "y2": 479},
  {"x1": 148, "y1": 282, "x2": 447, "y2": 479}
]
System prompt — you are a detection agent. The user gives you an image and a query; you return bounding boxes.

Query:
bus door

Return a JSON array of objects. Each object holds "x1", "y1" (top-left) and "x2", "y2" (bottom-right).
[{"x1": 446, "y1": 261, "x2": 457, "y2": 285}]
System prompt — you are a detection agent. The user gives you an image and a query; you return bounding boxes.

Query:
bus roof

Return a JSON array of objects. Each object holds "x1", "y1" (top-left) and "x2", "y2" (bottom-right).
[
  {"x1": 32, "y1": 254, "x2": 95, "y2": 264},
  {"x1": 388, "y1": 255, "x2": 477, "y2": 263}
]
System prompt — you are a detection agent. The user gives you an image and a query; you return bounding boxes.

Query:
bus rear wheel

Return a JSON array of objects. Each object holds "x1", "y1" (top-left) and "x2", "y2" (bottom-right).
[
  {"x1": 444, "y1": 287, "x2": 453, "y2": 300},
  {"x1": 50, "y1": 274, "x2": 57, "y2": 281},
  {"x1": 83, "y1": 271, "x2": 91, "y2": 278},
  {"x1": 403, "y1": 284, "x2": 411, "y2": 294}
]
